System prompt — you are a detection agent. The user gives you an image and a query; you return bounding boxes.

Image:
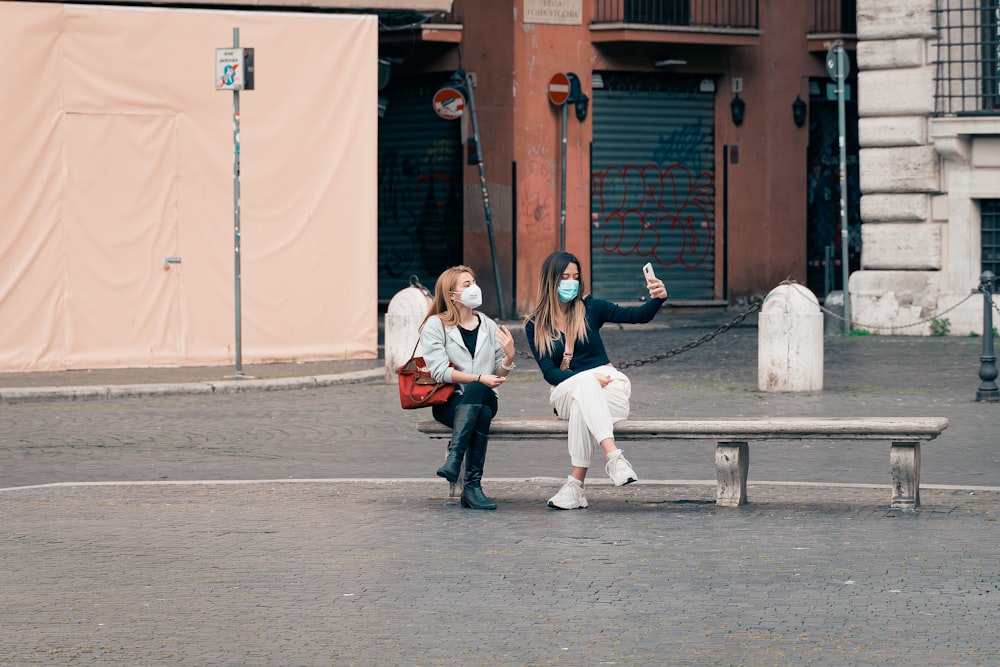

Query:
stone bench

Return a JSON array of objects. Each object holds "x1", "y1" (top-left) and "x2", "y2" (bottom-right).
[{"x1": 416, "y1": 416, "x2": 950, "y2": 509}]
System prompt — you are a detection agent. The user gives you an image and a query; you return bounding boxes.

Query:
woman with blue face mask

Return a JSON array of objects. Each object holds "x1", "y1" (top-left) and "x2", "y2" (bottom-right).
[
  {"x1": 524, "y1": 251, "x2": 668, "y2": 510},
  {"x1": 419, "y1": 265, "x2": 517, "y2": 510}
]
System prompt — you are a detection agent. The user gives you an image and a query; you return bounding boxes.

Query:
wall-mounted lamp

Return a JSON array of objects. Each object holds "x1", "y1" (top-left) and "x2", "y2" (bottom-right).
[
  {"x1": 445, "y1": 68, "x2": 466, "y2": 89},
  {"x1": 730, "y1": 93, "x2": 746, "y2": 127},
  {"x1": 792, "y1": 95, "x2": 807, "y2": 128},
  {"x1": 378, "y1": 56, "x2": 402, "y2": 118}
]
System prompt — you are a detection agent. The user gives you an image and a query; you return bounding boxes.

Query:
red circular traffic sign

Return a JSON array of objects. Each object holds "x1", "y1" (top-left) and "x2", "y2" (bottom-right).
[
  {"x1": 548, "y1": 73, "x2": 570, "y2": 106},
  {"x1": 432, "y1": 87, "x2": 466, "y2": 120}
]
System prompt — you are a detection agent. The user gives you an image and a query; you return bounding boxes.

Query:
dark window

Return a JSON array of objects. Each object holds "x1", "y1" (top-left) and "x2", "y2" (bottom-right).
[
  {"x1": 935, "y1": 0, "x2": 1000, "y2": 115},
  {"x1": 622, "y1": 0, "x2": 690, "y2": 25},
  {"x1": 812, "y1": 0, "x2": 857, "y2": 34},
  {"x1": 593, "y1": 0, "x2": 757, "y2": 28},
  {"x1": 982, "y1": 200, "x2": 1000, "y2": 276}
]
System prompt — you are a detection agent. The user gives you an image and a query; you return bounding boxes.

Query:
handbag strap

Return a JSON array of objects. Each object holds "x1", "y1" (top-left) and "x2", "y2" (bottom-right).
[
  {"x1": 410, "y1": 316, "x2": 448, "y2": 358},
  {"x1": 408, "y1": 377, "x2": 446, "y2": 402},
  {"x1": 408, "y1": 323, "x2": 422, "y2": 359},
  {"x1": 560, "y1": 332, "x2": 575, "y2": 371},
  {"x1": 407, "y1": 317, "x2": 450, "y2": 405}
]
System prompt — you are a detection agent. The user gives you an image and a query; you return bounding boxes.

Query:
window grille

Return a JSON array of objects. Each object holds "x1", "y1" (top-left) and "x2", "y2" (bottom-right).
[
  {"x1": 983, "y1": 200, "x2": 1000, "y2": 276},
  {"x1": 935, "y1": 0, "x2": 1000, "y2": 115}
]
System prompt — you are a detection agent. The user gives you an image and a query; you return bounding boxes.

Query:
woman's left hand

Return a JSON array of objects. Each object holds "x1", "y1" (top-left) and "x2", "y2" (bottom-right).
[
  {"x1": 497, "y1": 324, "x2": 515, "y2": 359},
  {"x1": 647, "y1": 277, "x2": 668, "y2": 300},
  {"x1": 479, "y1": 374, "x2": 507, "y2": 388}
]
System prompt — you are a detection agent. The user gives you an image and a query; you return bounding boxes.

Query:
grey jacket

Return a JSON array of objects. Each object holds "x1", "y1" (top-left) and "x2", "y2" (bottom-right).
[{"x1": 419, "y1": 314, "x2": 506, "y2": 396}]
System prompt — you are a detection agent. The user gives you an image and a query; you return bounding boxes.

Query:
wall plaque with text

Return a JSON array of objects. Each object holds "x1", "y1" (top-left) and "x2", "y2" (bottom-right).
[{"x1": 524, "y1": 0, "x2": 582, "y2": 25}]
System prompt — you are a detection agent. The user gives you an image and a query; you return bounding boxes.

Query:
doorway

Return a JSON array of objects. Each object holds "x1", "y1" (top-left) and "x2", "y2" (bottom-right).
[{"x1": 805, "y1": 77, "x2": 861, "y2": 299}]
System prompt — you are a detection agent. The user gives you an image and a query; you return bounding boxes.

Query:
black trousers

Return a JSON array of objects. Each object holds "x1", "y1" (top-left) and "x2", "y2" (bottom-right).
[{"x1": 432, "y1": 381, "x2": 498, "y2": 431}]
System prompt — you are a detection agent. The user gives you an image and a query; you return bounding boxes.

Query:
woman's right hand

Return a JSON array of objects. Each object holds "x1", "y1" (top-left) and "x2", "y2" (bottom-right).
[{"x1": 646, "y1": 277, "x2": 668, "y2": 300}]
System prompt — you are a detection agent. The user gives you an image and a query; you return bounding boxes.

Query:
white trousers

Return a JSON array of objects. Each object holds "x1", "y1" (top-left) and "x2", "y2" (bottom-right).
[{"x1": 549, "y1": 366, "x2": 631, "y2": 469}]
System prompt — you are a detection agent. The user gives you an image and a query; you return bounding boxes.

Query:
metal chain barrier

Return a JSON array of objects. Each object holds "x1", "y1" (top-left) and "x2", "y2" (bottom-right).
[
  {"x1": 486, "y1": 275, "x2": 990, "y2": 369},
  {"x1": 615, "y1": 299, "x2": 763, "y2": 369},
  {"x1": 409, "y1": 275, "x2": 433, "y2": 300},
  {"x1": 782, "y1": 280, "x2": 978, "y2": 332},
  {"x1": 514, "y1": 299, "x2": 763, "y2": 368}
]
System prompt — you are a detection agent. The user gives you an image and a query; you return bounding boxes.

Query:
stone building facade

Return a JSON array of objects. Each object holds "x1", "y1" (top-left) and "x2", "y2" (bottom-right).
[{"x1": 854, "y1": 0, "x2": 998, "y2": 335}]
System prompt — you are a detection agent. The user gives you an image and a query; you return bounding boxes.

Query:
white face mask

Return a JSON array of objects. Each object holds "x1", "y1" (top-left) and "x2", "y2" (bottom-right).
[{"x1": 454, "y1": 283, "x2": 483, "y2": 309}]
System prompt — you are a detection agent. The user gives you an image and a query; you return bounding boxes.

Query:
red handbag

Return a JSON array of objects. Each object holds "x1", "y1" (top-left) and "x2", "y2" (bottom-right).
[{"x1": 397, "y1": 319, "x2": 456, "y2": 410}]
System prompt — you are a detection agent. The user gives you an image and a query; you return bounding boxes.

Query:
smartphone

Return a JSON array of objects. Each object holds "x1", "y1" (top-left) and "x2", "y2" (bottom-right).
[{"x1": 642, "y1": 262, "x2": 656, "y2": 280}]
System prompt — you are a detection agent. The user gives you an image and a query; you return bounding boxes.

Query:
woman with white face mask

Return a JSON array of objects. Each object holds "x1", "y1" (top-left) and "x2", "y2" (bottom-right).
[
  {"x1": 524, "y1": 251, "x2": 668, "y2": 510},
  {"x1": 419, "y1": 265, "x2": 516, "y2": 510}
]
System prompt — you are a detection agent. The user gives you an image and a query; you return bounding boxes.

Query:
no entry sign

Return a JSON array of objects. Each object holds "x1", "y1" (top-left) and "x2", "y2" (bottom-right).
[
  {"x1": 548, "y1": 73, "x2": 570, "y2": 106},
  {"x1": 432, "y1": 87, "x2": 466, "y2": 119}
]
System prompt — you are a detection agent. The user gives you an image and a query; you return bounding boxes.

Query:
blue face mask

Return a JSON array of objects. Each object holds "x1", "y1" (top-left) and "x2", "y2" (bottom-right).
[{"x1": 557, "y1": 279, "x2": 579, "y2": 303}]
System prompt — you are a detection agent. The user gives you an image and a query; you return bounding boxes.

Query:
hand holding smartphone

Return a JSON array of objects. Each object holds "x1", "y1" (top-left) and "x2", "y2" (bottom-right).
[{"x1": 643, "y1": 262, "x2": 668, "y2": 299}]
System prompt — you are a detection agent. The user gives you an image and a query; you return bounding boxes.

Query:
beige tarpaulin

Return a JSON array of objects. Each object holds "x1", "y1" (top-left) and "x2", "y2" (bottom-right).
[
  {"x1": 0, "y1": 2, "x2": 378, "y2": 372},
  {"x1": 28, "y1": 0, "x2": 454, "y2": 10}
]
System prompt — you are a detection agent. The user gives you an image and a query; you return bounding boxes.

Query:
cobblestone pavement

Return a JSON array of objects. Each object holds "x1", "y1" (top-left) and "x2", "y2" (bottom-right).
[
  {"x1": 2, "y1": 314, "x2": 999, "y2": 665},
  {"x1": 2, "y1": 481, "x2": 998, "y2": 666},
  {"x1": 2, "y1": 322, "x2": 998, "y2": 489}
]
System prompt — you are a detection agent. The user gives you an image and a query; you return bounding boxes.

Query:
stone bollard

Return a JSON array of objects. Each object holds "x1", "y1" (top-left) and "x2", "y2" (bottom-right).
[
  {"x1": 823, "y1": 290, "x2": 845, "y2": 336},
  {"x1": 384, "y1": 285, "x2": 432, "y2": 384},
  {"x1": 758, "y1": 283, "x2": 823, "y2": 392}
]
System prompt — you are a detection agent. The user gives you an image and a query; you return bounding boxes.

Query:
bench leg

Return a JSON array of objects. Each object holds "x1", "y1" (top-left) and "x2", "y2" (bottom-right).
[
  {"x1": 448, "y1": 462, "x2": 466, "y2": 499},
  {"x1": 716, "y1": 441, "x2": 749, "y2": 507},
  {"x1": 890, "y1": 441, "x2": 921, "y2": 509}
]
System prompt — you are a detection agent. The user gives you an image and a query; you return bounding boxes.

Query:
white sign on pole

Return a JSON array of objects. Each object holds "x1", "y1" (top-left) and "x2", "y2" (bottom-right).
[{"x1": 216, "y1": 48, "x2": 248, "y2": 91}]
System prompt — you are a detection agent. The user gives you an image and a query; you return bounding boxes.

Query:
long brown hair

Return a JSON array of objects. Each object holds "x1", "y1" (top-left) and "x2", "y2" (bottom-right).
[
  {"x1": 422, "y1": 265, "x2": 475, "y2": 328},
  {"x1": 524, "y1": 252, "x2": 588, "y2": 357}
]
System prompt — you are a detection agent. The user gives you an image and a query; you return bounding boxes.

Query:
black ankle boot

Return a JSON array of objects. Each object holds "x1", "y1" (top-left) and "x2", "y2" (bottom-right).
[
  {"x1": 436, "y1": 404, "x2": 481, "y2": 484},
  {"x1": 436, "y1": 448, "x2": 463, "y2": 485},
  {"x1": 460, "y1": 430, "x2": 496, "y2": 510},
  {"x1": 460, "y1": 482, "x2": 496, "y2": 510}
]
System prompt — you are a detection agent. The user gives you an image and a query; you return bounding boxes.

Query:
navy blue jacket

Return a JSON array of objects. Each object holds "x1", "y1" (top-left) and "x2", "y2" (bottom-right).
[{"x1": 525, "y1": 295, "x2": 665, "y2": 387}]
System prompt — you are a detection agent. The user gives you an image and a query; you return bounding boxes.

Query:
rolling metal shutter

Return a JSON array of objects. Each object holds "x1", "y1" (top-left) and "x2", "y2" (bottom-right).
[
  {"x1": 590, "y1": 72, "x2": 716, "y2": 301},
  {"x1": 378, "y1": 74, "x2": 463, "y2": 303}
]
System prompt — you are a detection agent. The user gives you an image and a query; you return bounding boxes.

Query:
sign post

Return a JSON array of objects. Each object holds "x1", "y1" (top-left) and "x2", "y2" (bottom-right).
[
  {"x1": 216, "y1": 28, "x2": 254, "y2": 376},
  {"x1": 826, "y1": 43, "x2": 851, "y2": 333},
  {"x1": 463, "y1": 74, "x2": 506, "y2": 319},
  {"x1": 433, "y1": 72, "x2": 506, "y2": 319},
  {"x1": 548, "y1": 73, "x2": 570, "y2": 251}
]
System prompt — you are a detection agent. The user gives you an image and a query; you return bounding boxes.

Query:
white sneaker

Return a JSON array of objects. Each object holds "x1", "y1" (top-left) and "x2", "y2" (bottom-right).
[
  {"x1": 547, "y1": 476, "x2": 588, "y2": 510},
  {"x1": 606, "y1": 449, "x2": 637, "y2": 486}
]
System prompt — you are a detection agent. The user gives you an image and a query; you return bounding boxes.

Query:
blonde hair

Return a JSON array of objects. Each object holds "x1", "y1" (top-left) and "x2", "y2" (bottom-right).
[
  {"x1": 423, "y1": 265, "x2": 476, "y2": 328},
  {"x1": 524, "y1": 252, "x2": 588, "y2": 357}
]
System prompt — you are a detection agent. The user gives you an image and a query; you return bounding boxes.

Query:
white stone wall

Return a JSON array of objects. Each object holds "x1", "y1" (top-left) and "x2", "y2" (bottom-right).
[{"x1": 854, "y1": 0, "x2": 998, "y2": 336}]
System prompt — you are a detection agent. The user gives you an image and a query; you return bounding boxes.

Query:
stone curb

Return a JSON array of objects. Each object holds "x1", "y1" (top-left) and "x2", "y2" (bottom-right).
[
  {"x1": 4, "y1": 477, "x2": 997, "y2": 492},
  {"x1": 0, "y1": 368, "x2": 384, "y2": 404}
]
